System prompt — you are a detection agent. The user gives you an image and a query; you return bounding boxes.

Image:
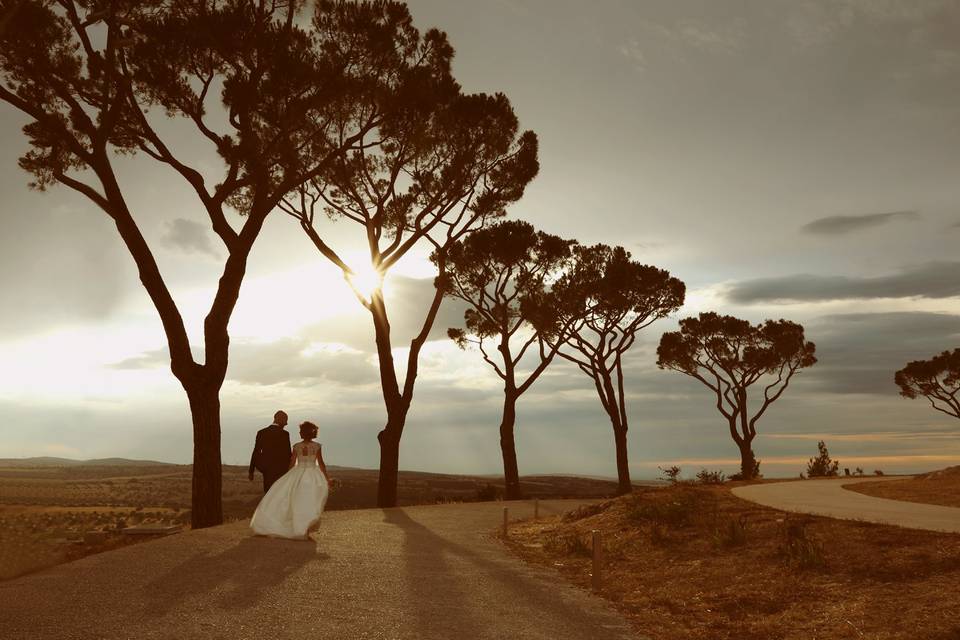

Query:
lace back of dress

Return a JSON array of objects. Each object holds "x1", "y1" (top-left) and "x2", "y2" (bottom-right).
[{"x1": 296, "y1": 441, "x2": 319, "y2": 465}]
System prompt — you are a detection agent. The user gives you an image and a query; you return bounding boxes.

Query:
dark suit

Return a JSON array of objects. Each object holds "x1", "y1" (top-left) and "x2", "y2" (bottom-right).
[{"x1": 249, "y1": 424, "x2": 292, "y2": 493}]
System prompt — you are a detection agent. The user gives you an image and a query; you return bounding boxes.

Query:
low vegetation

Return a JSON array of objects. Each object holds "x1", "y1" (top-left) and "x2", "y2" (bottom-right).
[
  {"x1": 0, "y1": 461, "x2": 617, "y2": 581},
  {"x1": 847, "y1": 466, "x2": 960, "y2": 509},
  {"x1": 504, "y1": 483, "x2": 960, "y2": 640},
  {"x1": 805, "y1": 440, "x2": 840, "y2": 477}
]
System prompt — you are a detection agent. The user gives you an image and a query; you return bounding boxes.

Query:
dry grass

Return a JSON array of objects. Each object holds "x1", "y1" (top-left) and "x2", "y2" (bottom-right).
[
  {"x1": 503, "y1": 483, "x2": 960, "y2": 640},
  {"x1": 846, "y1": 467, "x2": 960, "y2": 509},
  {"x1": 0, "y1": 462, "x2": 619, "y2": 581}
]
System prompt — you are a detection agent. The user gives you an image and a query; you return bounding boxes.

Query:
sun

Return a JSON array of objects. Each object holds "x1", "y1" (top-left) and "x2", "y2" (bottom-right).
[{"x1": 346, "y1": 261, "x2": 385, "y2": 301}]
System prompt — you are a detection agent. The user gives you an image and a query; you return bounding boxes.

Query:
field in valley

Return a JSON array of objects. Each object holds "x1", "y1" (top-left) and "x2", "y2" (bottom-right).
[{"x1": 0, "y1": 459, "x2": 620, "y2": 581}]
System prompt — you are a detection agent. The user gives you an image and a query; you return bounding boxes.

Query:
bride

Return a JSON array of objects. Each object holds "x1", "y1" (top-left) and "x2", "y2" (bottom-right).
[{"x1": 250, "y1": 420, "x2": 331, "y2": 539}]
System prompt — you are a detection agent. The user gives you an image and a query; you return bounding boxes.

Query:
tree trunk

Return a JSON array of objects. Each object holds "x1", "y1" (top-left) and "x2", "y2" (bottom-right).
[
  {"x1": 377, "y1": 419, "x2": 403, "y2": 508},
  {"x1": 186, "y1": 384, "x2": 223, "y2": 528},
  {"x1": 612, "y1": 421, "x2": 631, "y2": 495},
  {"x1": 599, "y1": 369, "x2": 632, "y2": 495},
  {"x1": 500, "y1": 390, "x2": 521, "y2": 500},
  {"x1": 738, "y1": 439, "x2": 758, "y2": 480}
]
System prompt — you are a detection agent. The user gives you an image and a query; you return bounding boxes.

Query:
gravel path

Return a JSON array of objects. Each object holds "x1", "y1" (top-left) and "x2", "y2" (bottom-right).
[
  {"x1": 732, "y1": 477, "x2": 960, "y2": 533},
  {"x1": 0, "y1": 499, "x2": 641, "y2": 640}
]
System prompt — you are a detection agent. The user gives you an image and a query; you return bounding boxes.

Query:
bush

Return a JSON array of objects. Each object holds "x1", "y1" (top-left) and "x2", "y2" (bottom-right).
[
  {"x1": 874, "y1": 469, "x2": 885, "y2": 476},
  {"x1": 626, "y1": 489, "x2": 706, "y2": 528},
  {"x1": 712, "y1": 515, "x2": 748, "y2": 548},
  {"x1": 806, "y1": 440, "x2": 839, "y2": 477},
  {"x1": 777, "y1": 517, "x2": 824, "y2": 569},
  {"x1": 658, "y1": 465, "x2": 682, "y2": 483},
  {"x1": 544, "y1": 532, "x2": 591, "y2": 557},
  {"x1": 561, "y1": 500, "x2": 612, "y2": 523},
  {"x1": 475, "y1": 483, "x2": 501, "y2": 502},
  {"x1": 696, "y1": 469, "x2": 726, "y2": 485}
]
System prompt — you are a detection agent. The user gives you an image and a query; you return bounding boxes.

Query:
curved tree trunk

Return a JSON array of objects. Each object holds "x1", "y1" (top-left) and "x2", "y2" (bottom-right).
[
  {"x1": 500, "y1": 390, "x2": 521, "y2": 500},
  {"x1": 368, "y1": 264, "x2": 446, "y2": 508},
  {"x1": 599, "y1": 369, "x2": 632, "y2": 495},
  {"x1": 370, "y1": 290, "x2": 409, "y2": 508}
]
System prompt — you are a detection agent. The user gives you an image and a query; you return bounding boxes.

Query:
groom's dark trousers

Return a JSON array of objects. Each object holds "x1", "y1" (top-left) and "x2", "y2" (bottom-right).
[{"x1": 249, "y1": 424, "x2": 292, "y2": 493}]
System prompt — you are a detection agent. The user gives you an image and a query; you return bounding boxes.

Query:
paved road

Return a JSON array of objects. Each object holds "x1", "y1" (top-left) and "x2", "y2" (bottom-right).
[
  {"x1": 732, "y1": 477, "x2": 960, "y2": 533},
  {"x1": 0, "y1": 500, "x2": 641, "y2": 640}
]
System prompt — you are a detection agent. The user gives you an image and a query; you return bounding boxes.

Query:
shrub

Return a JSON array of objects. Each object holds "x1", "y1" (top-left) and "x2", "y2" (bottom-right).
[
  {"x1": 696, "y1": 469, "x2": 726, "y2": 485},
  {"x1": 658, "y1": 465, "x2": 682, "y2": 483},
  {"x1": 712, "y1": 515, "x2": 748, "y2": 548},
  {"x1": 626, "y1": 489, "x2": 705, "y2": 528},
  {"x1": 475, "y1": 483, "x2": 501, "y2": 502},
  {"x1": 874, "y1": 469, "x2": 885, "y2": 476},
  {"x1": 806, "y1": 441, "x2": 839, "y2": 477},
  {"x1": 777, "y1": 517, "x2": 824, "y2": 569},
  {"x1": 562, "y1": 500, "x2": 612, "y2": 523},
  {"x1": 544, "y1": 531, "x2": 592, "y2": 557}
]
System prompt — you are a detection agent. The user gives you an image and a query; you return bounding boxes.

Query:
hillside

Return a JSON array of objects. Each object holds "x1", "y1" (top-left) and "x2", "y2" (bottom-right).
[{"x1": 0, "y1": 457, "x2": 175, "y2": 468}]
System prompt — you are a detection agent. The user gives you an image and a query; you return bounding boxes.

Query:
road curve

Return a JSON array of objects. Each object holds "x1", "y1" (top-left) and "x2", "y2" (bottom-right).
[
  {"x1": 732, "y1": 477, "x2": 960, "y2": 533},
  {"x1": 0, "y1": 499, "x2": 641, "y2": 640}
]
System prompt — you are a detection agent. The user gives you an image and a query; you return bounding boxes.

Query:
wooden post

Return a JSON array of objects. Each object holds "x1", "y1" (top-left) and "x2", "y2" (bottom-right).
[
  {"x1": 534, "y1": 498, "x2": 539, "y2": 520},
  {"x1": 503, "y1": 507, "x2": 509, "y2": 538},
  {"x1": 592, "y1": 530, "x2": 602, "y2": 592}
]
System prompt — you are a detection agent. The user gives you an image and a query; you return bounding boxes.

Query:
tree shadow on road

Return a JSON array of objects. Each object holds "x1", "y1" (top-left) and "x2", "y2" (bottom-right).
[
  {"x1": 382, "y1": 503, "x2": 629, "y2": 639},
  {"x1": 140, "y1": 534, "x2": 328, "y2": 619}
]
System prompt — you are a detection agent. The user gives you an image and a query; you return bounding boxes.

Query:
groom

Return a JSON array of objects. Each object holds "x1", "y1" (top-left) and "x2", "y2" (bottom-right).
[{"x1": 248, "y1": 410, "x2": 293, "y2": 493}]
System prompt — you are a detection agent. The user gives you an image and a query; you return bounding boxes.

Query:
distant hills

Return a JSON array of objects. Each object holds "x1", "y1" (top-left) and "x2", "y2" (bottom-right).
[
  {"x1": 0, "y1": 457, "x2": 634, "y2": 482},
  {"x1": 0, "y1": 457, "x2": 178, "y2": 468}
]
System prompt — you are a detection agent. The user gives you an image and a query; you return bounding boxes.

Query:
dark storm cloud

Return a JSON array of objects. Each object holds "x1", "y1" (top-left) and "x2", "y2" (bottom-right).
[
  {"x1": 801, "y1": 211, "x2": 919, "y2": 235},
  {"x1": 798, "y1": 311, "x2": 960, "y2": 395},
  {"x1": 160, "y1": 218, "x2": 220, "y2": 258},
  {"x1": 725, "y1": 261, "x2": 960, "y2": 303}
]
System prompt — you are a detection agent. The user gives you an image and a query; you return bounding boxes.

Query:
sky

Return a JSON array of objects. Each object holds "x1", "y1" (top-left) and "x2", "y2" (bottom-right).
[{"x1": 1, "y1": 0, "x2": 960, "y2": 479}]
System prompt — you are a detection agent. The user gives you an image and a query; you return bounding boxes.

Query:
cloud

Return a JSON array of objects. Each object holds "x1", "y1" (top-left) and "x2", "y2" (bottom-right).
[
  {"x1": 111, "y1": 339, "x2": 379, "y2": 388},
  {"x1": 160, "y1": 218, "x2": 219, "y2": 258},
  {"x1": 724, "y1": 260, "x2": 960, "y2": 303},
  {"x1": 0, "y1": 199, "x2": 131, "y2": 336},
  {"x1": 618, "y1": 38, "x2": 647, "y2": 71},
  {"x1": 800, "y1": 210, "x2": 919, "y2": 235},
  {"x1": 799, "y1": 311, "x2": 960, "y2": 395},
  {"x1": 619, "y1": 16, "x2": 747, "y2": 72}
]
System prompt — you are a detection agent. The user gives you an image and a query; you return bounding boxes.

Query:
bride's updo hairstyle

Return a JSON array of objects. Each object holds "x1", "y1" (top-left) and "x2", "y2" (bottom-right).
[{"x1": 299, "y1": 421, "x2": 319, "y2": 440}]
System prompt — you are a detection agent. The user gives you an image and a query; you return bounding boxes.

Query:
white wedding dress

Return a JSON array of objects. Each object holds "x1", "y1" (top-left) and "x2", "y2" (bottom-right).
[{"x1": 250, "y1": 440, "x2": 329, "y2": 539}]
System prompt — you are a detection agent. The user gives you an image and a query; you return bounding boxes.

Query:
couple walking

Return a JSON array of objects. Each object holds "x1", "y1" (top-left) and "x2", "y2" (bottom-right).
[{"x1": 247, "y1": 410, "x2": 334, "y2": 540}]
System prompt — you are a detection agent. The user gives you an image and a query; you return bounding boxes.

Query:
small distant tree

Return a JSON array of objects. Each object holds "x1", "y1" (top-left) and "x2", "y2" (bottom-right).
[
  {"x1": 443, "y1": 221, "x2": 575, "y2": 500},
  {"x1": 551, "y1": 245, "x2": 685, "y2": 495},
  {"x1": 806, "y1": 440, "x2": 839, "y2": 477},
  {"x1": 657, "y1": 312, "x2": 817, "y2": 480},
  {"x1": 895, "y1": 348, "x2": 960, "y2": 420}
]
